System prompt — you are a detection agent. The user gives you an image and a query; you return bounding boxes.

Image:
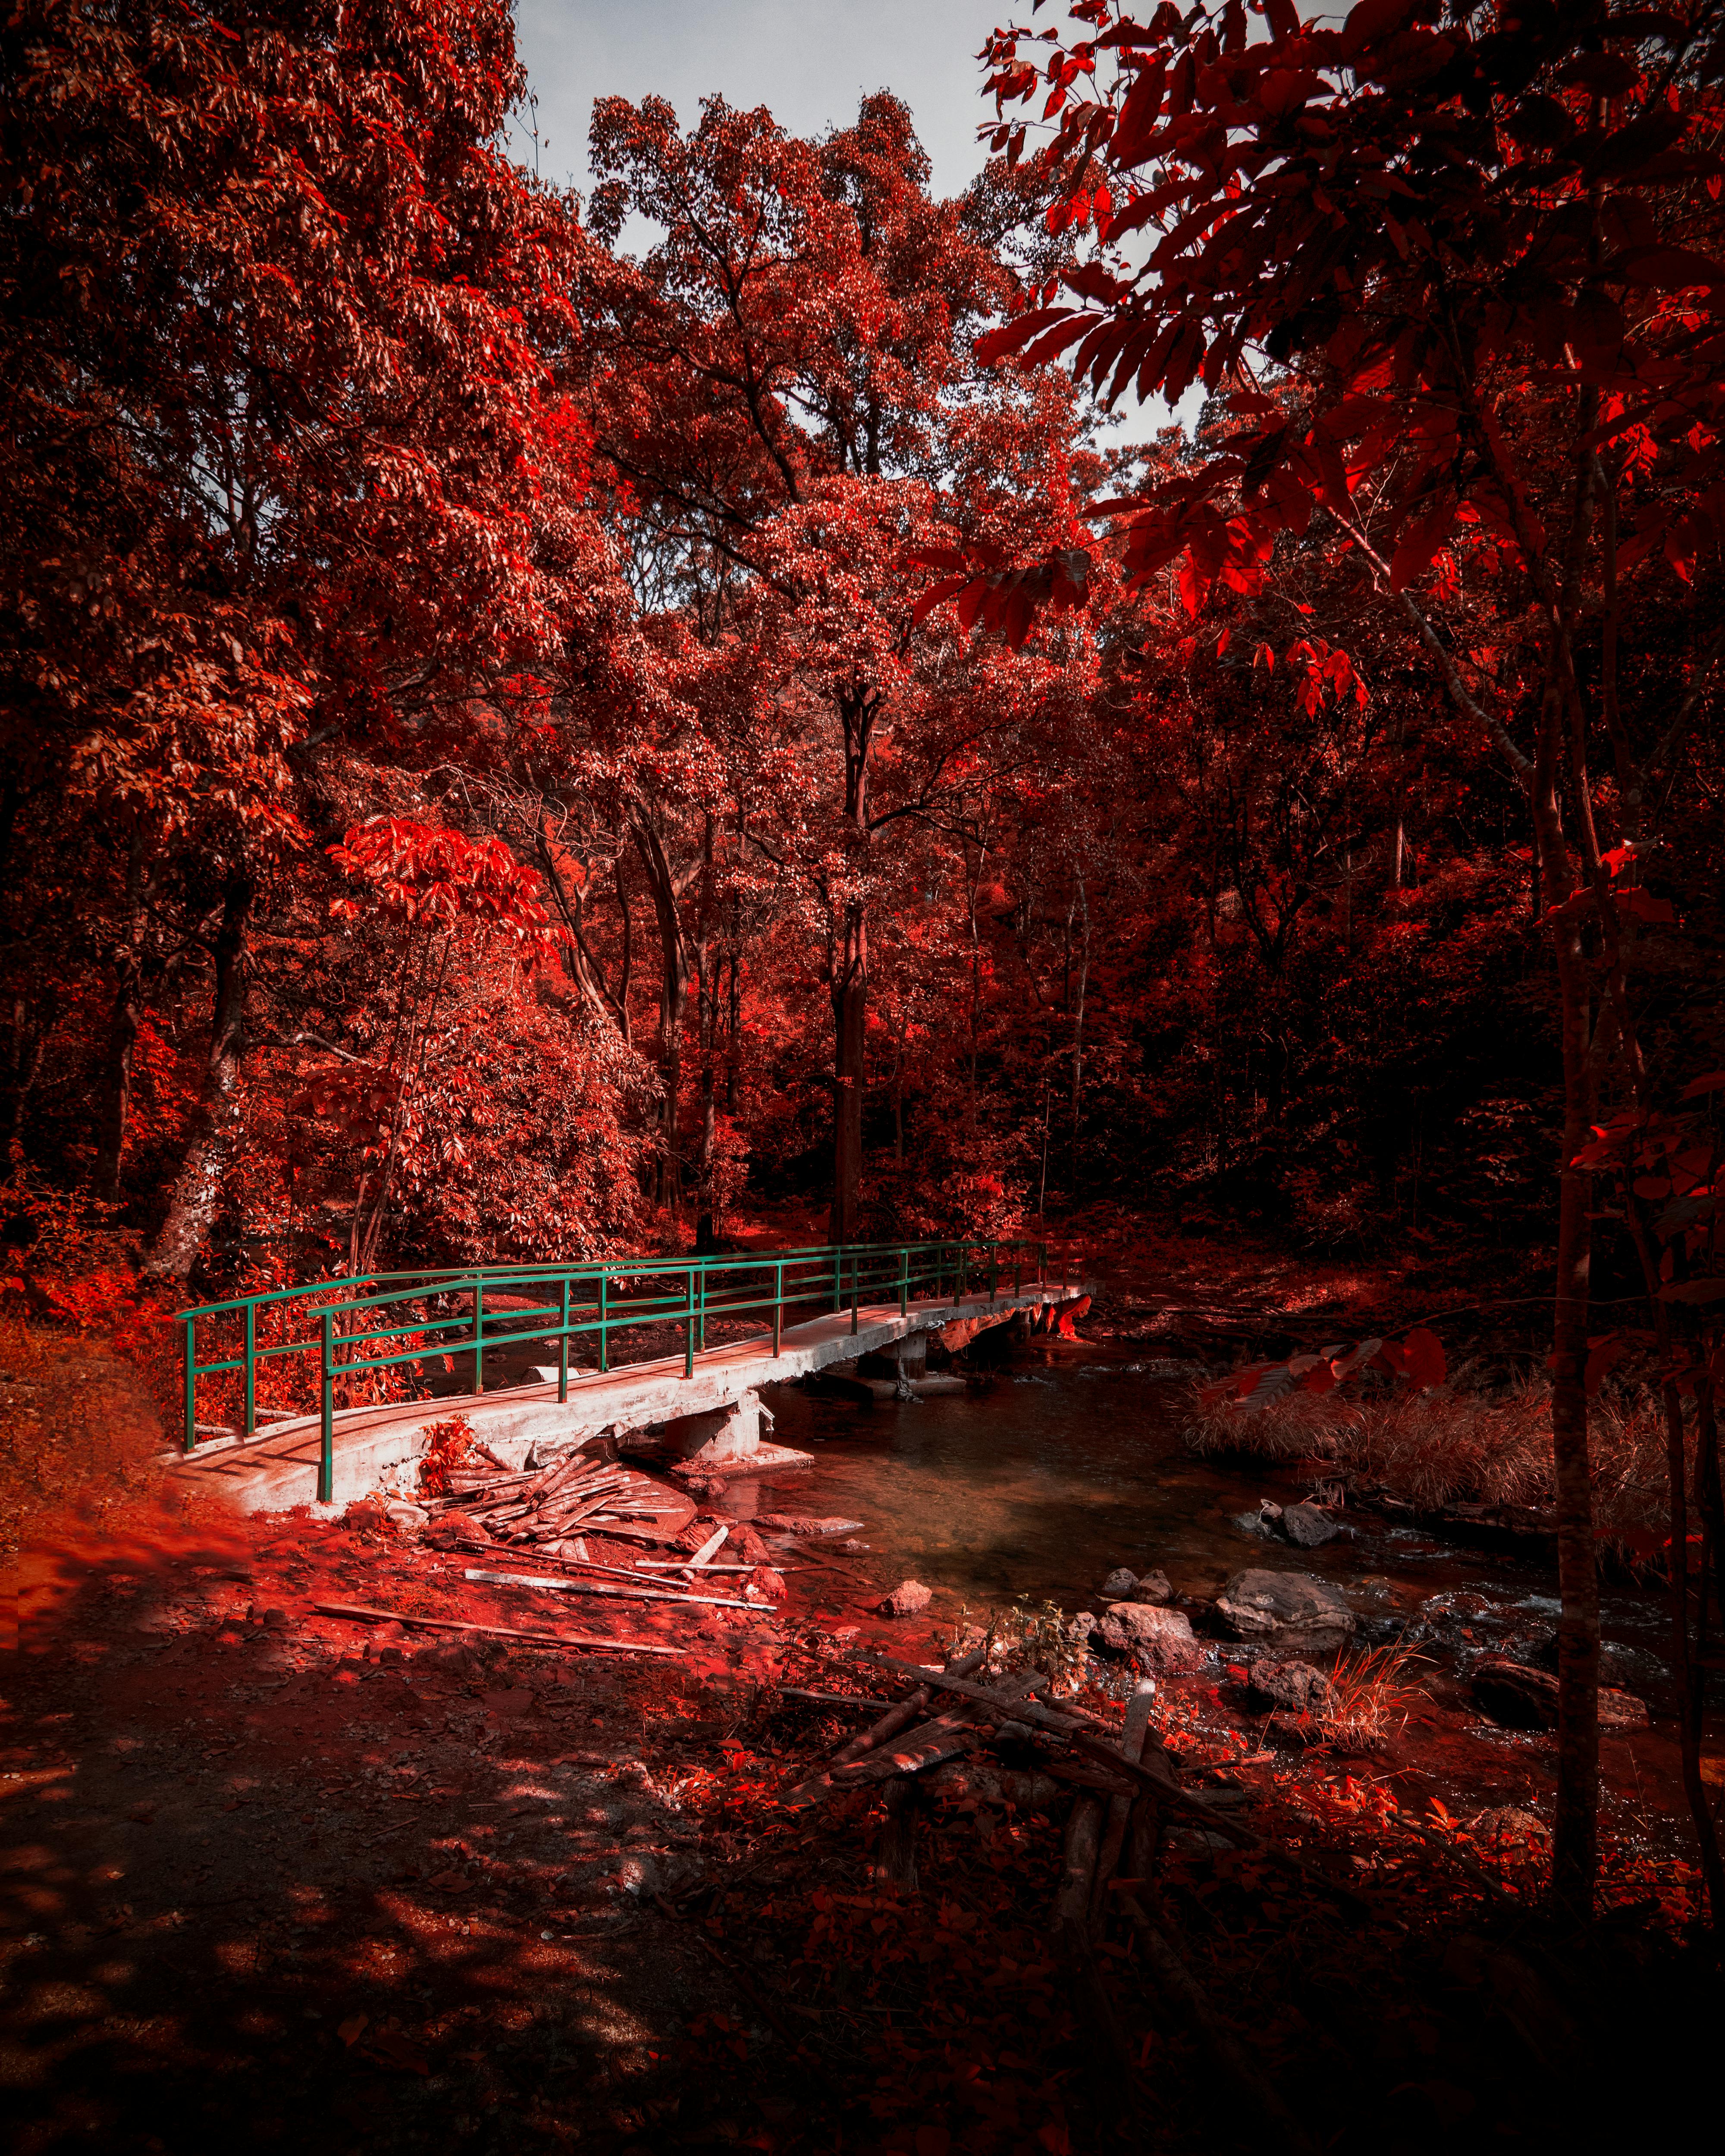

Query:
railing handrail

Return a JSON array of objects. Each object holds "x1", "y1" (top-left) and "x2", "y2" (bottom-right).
[
  {"x1": 176, "y1": 1235, "x2": 1063, "y2": 1503},
  {"x1": 171, "y1": 1235, "x2": 1026, "y2": 1324}
]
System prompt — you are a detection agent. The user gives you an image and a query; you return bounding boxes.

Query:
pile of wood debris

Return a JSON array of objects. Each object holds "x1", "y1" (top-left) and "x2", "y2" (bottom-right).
[
  {"x1": 417, "y1": 1442, "x2": 697, "y2": 1556},
  {"x1": 334, "y1": 1436, "x2": 796, "y2": 1641},
  {"x1": 781, "y1": 1640, "x2": 1340, "y2": 2147}
]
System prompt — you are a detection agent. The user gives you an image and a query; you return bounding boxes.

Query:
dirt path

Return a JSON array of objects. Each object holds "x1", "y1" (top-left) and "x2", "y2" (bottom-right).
[{"x1": 3, "y1": 1498, "x2": 797, "y2": 2153}]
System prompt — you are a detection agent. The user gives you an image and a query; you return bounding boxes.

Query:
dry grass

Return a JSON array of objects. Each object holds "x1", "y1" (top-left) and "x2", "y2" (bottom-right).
[
  {"x1": 1184, "y1": 1363, "x2": 1675, "y2": 1539},
  {"x1": 941, "y1": 1595, "x2": 1095, "y2": 1696},
  {"x1": 1314, "y1": 1636, "x2": 1429, "y2": 1754}
]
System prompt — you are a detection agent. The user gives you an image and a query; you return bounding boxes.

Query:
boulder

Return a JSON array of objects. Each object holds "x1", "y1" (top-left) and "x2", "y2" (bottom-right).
[
  {"x1": 749, "y1": 1568, "x2": 786, "y2": 1602},
  {"x1": 1215, "y1": 1569, "x2": 1356, "y2": 1650},
  {"x1": 1470, "y1": 1657, "x2": 1649, "y2": 1732},
  {"x1": 1245, "y1": 1657, "x2": 1332, "y2": 1714},
  {"x1": 1471, "y1": 1805, "x2": 1551, "y2": 1855},
  {"x1": 1231, "y1": 1509, "x2": 1276, "y2": 1541},
  {"x1": 1095, "y1": 1602, "x2": 1204, "y2": 1670},
  {"x1": 1279, "y1": 1502, "x2": 1343, "y2": 1549},
  {"x1": 1469, "y1": 1657, "x2": 1557, "y2": 1730},
  {"x1": 1519, "y1": 1626, "x2": 1659, "y2": 1695},
  {"x1": 756, "y1": 1514, "x2": 865, "y2": 1537},
  {"x1": 878, "y1": 1579, "x2": 932, "y2": 1618},
  {"x1": 1129, "y1": 1569, "x2": 1175, "y2": 1605},
  {"x1": 1101, "y1": 1567, "x2": 1138, "y2": 1599},
  {"x1": 424, "y1": 1511, "x2": 493, "y2": 1551},
  {"x1": 725, "y1": 1523, "x2": 772, "y2": 1566}
]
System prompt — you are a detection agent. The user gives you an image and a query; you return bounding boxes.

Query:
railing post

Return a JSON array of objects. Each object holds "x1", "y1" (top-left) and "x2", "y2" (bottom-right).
[
  {"x1": 1014, "y1": 1248, "x2": 1022, "y2": 1295},
  {"x1": 899, "y1": 1247, "x2": 908, "y2": 1317},
  {"x1": 684, "y1": 1269, "x2": 696, "y2": 1378},
  {"x1": 473, "y1": 1272, "x2": 485, "y2": 1395},
  {"x1": 599, "y1": 1272, "x2": 609, "y2": 1374},
  {"x1": 183, "y1": 1317, "x2": 197, "y2": 1454},
  {"x1": 833, "y1": 1248, "x2": 842, "y2": 1314},
  {"x1": 699, "y1": 1262, "x2": 708, "y2": 1351},
  {"x1": 558, "y1": 1278, "x2": 570, "y2": 1403},
  {"x1": 773, "y1": 1260, "x2": 783, "y2": 1357},
  {"x1": 319, "y1": 1309, "x2": 334, "y2": 1504},
  {"x1": 851, "y1": 1252, "x2": 859, "y2": 1336},
  {"x1": 244, "y1": 1301, "x2": 256, "y2": 1437},
  {"x1": 989, "y1": 1246, "x2": 998, "y2": 1302}
]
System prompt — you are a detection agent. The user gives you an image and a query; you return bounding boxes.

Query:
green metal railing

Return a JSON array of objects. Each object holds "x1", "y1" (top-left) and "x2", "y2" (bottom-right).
[{"x1": 175, "y1": 1236, "x2": 1057, "y2": 1502}]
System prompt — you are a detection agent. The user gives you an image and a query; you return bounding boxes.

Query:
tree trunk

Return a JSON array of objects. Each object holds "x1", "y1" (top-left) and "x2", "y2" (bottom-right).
[
  {"x1": 536, "y1": 831, "x2": 630, "y2": 1039},
  {"x1": 142, "y1": 871, "x2": 254, "y2": 1284},
  {"x1": 633, "y1": 806, "x2": 691, "y2": 1216},
  {"x1": 2, "y1": 997, "x2": 47, "y2": 1156},
  {"x1": 95, "y1": 843, "x2": 156, "y2": 1201},
  {"x1": 693, "y1": 819, "x2": 719, "y2": 1253},
  {"x1": 830, "y1": 688, "x2": 879, "y2": 1244},
  {"x1": 831, "y1": 898, "x2": 866, "y2": 1243},
  {"x1": 1531, "y1": 739, "x2": 1600, "y2": 1924},
  {"x1": 1068, "y1": 876, "x2": 1090, "y2": 1199},
  {"x1": 1660, "y1": 1374, "x2": 1725, "y2": 1936}
]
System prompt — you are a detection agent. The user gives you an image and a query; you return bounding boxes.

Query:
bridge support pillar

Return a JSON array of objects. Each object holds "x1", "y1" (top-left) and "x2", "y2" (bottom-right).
[
  {"x1": 659, "y1": 1389, "x2": 774, "y2": 1467},
  {"x1": 893, "y1": 1332, "x2": 929, "y2": 1379}
]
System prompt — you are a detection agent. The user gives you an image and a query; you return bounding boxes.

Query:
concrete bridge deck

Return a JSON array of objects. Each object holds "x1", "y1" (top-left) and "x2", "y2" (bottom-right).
[{"x1": 160, "y1": 1279, "x2": 1087, "y2": 1515}]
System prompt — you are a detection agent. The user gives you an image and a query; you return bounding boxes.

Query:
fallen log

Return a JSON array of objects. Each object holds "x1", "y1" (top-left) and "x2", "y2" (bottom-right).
[
  {"x1": 461, "y1": 1551, "x2": 696, "y2": 1592},
  {"x1": 462, "y1": 1567, "x2": 775, "y2": 1613},
  {"x1": 875, "y1": 1777, "x2": 921, "y2": 1891},
  {"x1": 841, "y1": 1649, "x2": 1368, "y2": 1911},
  {"x1": 309, "y1": 1601, "x2": 681, "y2": 1655},
  {"x1": 834, "y1": 1667, "x2": 1048, "y2": 1787},
  {"x1": 1050, "y1": 1795, "x2": 1141, "y2": 2141},
  {"x1": 426, "y1": 1467, "x2": 541, "y2": 1507},
  {"x1": 833, "y1": 1708, "x2": 982, "y2": 1786},
  {"x1": 637, "y1": 1561, "x2": 790, "y2": 1575},
  {"x1": 682, "y1": 1525, "x2": 730, "y2": 1572},
  {"x1": 1042, "y1": 1757, "x2": 1140, "y2": 1798},
  {"x1": 781, "y1": 1647, "x2": 986, "y2": 1808},
  {"x1": 1051, "y1": 1789, "x2": 1106, "y2": 1934},
  {"x1": 776, "y1": 1689, "x2": 892, "y2": 1712},
  {"x1": 1091, "y1": 1679, "x2": 1157, "y2": 1936}
]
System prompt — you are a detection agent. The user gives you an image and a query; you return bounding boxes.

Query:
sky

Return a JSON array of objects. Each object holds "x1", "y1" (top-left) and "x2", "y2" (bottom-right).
[
  {"x1": 509, "y1": 0, "x2": 1013, "y2": 204},
  {"x1": 508, "y1": 0, "x2": 1198, "y2": 439}
]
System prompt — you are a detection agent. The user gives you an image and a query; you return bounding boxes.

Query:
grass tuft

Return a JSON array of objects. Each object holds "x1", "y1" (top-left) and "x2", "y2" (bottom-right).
[{"x1": 1183, "y1": 1363, "x2": 1675, "y2": 1539}]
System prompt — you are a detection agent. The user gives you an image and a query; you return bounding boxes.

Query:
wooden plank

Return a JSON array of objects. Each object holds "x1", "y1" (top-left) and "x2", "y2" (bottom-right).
[
  {"x1": 781, "y1": 1647, "x2": 987, "y2": 1809},
  {"x1": 463, "y1": 1567, "x2": 774, "y2": 1614},
  {"x1": 309, "y1": 1601, "x2": 681, "y2": 1656}
]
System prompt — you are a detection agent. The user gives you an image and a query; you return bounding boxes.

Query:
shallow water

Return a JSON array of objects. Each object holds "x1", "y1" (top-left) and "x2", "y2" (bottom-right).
[{"x1": 729, "y1": 1341, "x2": 1670, "y2": 1678}]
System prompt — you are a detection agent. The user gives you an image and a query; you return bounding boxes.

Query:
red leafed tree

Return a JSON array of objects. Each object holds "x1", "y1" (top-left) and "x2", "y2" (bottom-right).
[
  {"x1": 0, "y1": 0, "x2": 605, "y2": 1279},
  {"x1": 968, "y1": 0, "x2": 1725, "y2": 1920},
  {"x1": 576, "y1": 92, "x2": 1107, "y2": 1237},
  {"x1": 294, "y1": 819, "x2": 565, "y2": 1274}
]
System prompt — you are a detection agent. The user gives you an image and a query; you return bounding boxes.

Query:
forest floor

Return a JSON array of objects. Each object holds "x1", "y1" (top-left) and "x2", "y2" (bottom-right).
[{"x1": 2, "y1": 1235, "x2": 1721, "y2": 2156}]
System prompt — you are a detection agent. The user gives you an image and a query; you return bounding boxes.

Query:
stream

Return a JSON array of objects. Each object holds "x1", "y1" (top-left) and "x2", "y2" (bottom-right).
[
  {"x1": 729, "y1": 1340, "x2": 1662, "y2": 1667},
  {"x1": 707, "y1": 1337, "x2": 1693, "y2": 1852}
]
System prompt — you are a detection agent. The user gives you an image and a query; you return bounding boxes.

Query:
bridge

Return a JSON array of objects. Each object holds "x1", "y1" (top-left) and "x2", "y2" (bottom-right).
[{"x1": 163, "y1": 1237, "x2": 1087, "y2": 1513}]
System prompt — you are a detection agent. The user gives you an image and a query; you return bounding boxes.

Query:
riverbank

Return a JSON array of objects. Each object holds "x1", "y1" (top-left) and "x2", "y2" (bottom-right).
[
  {"x1": 4, "y1": 1290, "x2": 1722, "y2": 2153},
  {"x1": 4, "y1": 1479, "x2": 1717, "y2": 2156}
]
